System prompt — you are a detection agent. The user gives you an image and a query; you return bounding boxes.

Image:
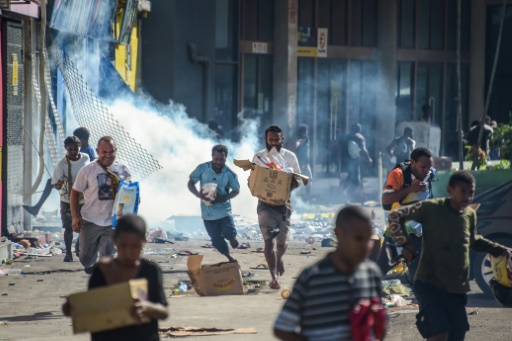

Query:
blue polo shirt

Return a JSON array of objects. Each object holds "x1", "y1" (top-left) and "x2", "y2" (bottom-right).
[{"x1": 189, "y1": 162, "x2": 240, "y2": 221}]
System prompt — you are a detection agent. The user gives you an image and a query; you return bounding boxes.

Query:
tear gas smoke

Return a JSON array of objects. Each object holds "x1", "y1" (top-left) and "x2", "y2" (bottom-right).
[{"x1": 108, "y1": 98, "x2": 260, "y2": 227}]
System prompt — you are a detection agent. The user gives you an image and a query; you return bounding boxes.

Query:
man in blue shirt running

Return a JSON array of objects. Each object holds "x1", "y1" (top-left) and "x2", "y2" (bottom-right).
[{"x1": 188, "y1": 144, "x2": 240, "y2": 262}]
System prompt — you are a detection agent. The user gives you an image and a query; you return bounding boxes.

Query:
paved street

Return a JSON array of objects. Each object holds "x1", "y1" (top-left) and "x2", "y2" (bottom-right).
[{"x1": 1, "y1": 237, "x2": 510, "y2": 341}]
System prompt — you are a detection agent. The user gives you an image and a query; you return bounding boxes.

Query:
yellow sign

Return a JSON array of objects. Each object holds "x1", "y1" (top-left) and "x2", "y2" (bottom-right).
[
  {"x1": 297, "y1": 46, "x2": 317, "y2": 58},
  {"x1": 12, "y1": 54, "x2": 19, "y2": 96}
]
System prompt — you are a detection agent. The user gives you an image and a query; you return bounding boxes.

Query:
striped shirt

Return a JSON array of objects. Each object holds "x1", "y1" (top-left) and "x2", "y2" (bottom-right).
[{"x1": 274, "y1": 255, "x2": 382, "y2": 341}]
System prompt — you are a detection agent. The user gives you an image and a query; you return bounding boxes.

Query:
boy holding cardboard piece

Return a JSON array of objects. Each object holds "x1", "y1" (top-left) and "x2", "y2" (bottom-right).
[
  {"x1": 252, "y1": 125, "x2": 301, "y2": 290},
  {"x1": 62, "y1": 215, "x2": 168, "y2": 340}
]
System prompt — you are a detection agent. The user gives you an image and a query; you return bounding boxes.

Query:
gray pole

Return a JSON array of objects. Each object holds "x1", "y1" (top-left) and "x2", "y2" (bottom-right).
[
  {"x1": 477, "y1": 0, "x2": 507, "y2": 149},
  {"x1": 456, "y1": 0, "x2": 463, "y2": 170}
]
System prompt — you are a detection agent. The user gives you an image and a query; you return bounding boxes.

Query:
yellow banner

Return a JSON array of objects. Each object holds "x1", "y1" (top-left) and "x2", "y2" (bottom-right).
[
  {"x1": 297, "y1": 46, "x2": 317, "y2": 58},
  {"x1": 12, "y1": 54, "x2": 19, "y2": 96}
]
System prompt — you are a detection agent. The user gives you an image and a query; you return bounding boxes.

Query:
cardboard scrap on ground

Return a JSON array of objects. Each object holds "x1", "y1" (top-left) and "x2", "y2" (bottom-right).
[
  {"x1": 160, "y1": 326, "x2": 257, "y2": 337},
  {"x1": 187, "y1": 255, "x2": 244, "y2": 296}
]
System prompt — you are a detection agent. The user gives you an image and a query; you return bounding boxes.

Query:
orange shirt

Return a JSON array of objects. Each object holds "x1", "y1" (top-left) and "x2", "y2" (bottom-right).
[{"x1": 383, "y1": 168, "x2": 431, "y2": 211}]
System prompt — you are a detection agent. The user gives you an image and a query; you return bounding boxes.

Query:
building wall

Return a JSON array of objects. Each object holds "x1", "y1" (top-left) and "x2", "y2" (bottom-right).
[
  {"x1": 139, "y1": 0, "x2": 502, "y2": 172},
  {"x1": 141, "y1": 0, "x2": 217, "y2": 123}
]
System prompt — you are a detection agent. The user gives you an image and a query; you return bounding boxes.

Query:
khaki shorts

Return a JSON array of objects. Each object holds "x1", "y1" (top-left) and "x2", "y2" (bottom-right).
[{"x1": 257, "y1": 202, "x2": 290, "y2": 245}]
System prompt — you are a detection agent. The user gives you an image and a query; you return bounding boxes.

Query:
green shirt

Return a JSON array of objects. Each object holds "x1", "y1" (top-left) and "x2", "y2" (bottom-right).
[{"x1": 387, "y1": 198, "x2": 504, "y2": 294}]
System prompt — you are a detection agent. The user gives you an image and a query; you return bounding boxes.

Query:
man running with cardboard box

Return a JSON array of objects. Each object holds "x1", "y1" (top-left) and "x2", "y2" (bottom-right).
[{"x1": 252, "y1": 125, "x2": 301, "y2": 290}]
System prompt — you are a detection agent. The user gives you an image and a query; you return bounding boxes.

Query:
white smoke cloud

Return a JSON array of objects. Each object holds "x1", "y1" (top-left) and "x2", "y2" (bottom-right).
[{"x1": 108, "y1": 99, "x2": 260, "y2": 227}]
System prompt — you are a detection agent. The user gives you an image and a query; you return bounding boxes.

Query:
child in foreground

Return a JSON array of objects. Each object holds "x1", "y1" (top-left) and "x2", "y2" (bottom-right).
[
  {"x1": 274, "y1": 205, "x2": 385, "y2": 341},
  {"x1": 63, "y1": 215, "x2": 168, "y2": 340},
  {"x1": 388, "y1": 170, "x2": 510, "y2": 341}
]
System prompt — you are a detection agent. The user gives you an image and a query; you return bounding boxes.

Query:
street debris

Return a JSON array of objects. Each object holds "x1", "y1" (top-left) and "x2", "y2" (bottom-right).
[{"x1": 159, "y1": 326, "x2": 257, "y2": 337}]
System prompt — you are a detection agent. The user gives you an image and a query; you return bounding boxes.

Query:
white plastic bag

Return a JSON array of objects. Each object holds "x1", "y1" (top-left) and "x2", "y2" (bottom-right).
[
  {"x1": 201, "y1": 183, "x2": 217, "y2": 206},
  {"x1": 389, "y1": 294, "x2": 412, "y2": 307},
  {"x1": 112, "y1": 180, "x2": 140, "y2": 226}
]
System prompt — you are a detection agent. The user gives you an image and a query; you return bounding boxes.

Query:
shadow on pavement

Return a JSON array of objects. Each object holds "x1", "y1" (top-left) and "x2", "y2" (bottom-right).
[
  {"x1": 467, "y1": 292, "x2": 500, "y2": 308},
  {"x1": 3, "y1": 311, "x2": 62, "y2": 322}
]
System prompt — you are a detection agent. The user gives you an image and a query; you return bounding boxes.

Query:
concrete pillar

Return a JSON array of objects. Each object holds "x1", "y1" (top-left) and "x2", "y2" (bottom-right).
[
  {"x1": 23, "y1": 19, "x2": 34, "y2": 232},
  {"x1": 272, "y1": 0, "x2": 298, "y2": 142},
  {"x1": 375, "y1": 0, "x2": 397, "y2": 152},
  {"x1": 469, "y1": 0, "x2": 486, "y2": 124}
]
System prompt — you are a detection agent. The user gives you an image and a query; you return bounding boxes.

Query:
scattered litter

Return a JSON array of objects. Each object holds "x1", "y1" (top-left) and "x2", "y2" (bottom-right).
[
  {"x1": 237, "y1": 243, "x2": 251, "y2": 249},
  {"x1": 388, "y1": 294, "x2": 411, "y2": 307},
  {"x1": 0, "y1": 269, "x2": 24, "y2": 276},
  {"x1": 382, "y1": 279, "x2": 412, "y2": 296},
  {"x1": 250, "y1": 264, "x2": 269, "y2": 270},
  {"x1": 241, "y1": 271, "x2": 255, "y2": 278},
  {"x1": 153, "y1": 238, "x2": 175, "y2": 244},
  {"x1": 159, "y1": 326, "x2": 257, "y2": 337},
  {"x1": 468, "y1": 310, "x2": 479, "y2": 316},
  {"x1": 171, "y1": 281, "x2": 190, "y2": 296},
  {"x1": 251, "y1": 248, "x2": 264, "y2": 253},
  {"x1": 281, "y1": 289, "x2": 291, "y2": 299},
  {"x1": 321, "y1": 238, "x2": 336, "y2": 247},
  {"x1": 244, "y1": 280, "x2": 265, "y2": 295},
  {"x1": 177, "y1": 250, "x2": 198, "y2": 256},
  {"x1": 1, "y1": 322, "x2": 7, "y2": 326},
  {"x1": 390, "y1": 309, "x2": 418, "y2": 315},
  {"x1": 300, "y1": 250, "x2": 311, "y2": 255},
  {"x1": 37, "y1": 279, "x2": 44, "y2": 282},
  {"x1": 201, "y1": 244, "x2": 214, "y2": 249}
]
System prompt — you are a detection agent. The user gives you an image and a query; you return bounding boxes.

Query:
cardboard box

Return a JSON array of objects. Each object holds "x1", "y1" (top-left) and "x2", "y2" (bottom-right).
[
  {"x1": 68, "y1": 279, "x2": 150, "y2": 334},
  {"x1": 234, "y1": 159, "x2": 309, "y2": 206},
  {"x1": 187, "y1": 255, "x2": 244, "y2": 296}
]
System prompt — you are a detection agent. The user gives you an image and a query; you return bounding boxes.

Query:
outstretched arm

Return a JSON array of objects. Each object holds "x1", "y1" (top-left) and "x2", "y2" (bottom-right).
[
  {"x1": 470, "y1": 213, "x2": 509, "y2": 257},
  {"x1": 387, "y1": 201, "x2": 428, "y2": 262}
]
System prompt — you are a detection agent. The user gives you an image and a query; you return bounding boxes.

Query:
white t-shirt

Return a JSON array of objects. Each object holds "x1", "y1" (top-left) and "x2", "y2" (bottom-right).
[
  {"x1": 252, "y1": 148, "x2": 301, "y2": 173},
  {"x1": 73, "y1": 160, "x2": 131, "y2": 226},
  {"x1": 51, "y1": 153, "x2": 90, "y2": 203}
]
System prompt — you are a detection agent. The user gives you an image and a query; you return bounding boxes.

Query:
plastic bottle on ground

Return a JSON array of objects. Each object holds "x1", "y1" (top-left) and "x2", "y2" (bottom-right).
[{"x1": 0, "y1": 269, "x2": 24, "y2": 276}]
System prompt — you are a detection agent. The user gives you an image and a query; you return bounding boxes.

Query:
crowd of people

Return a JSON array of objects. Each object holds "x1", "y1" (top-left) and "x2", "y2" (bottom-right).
[{"x1": 54, "y1": 122, "x2": 510, "y2": 341}]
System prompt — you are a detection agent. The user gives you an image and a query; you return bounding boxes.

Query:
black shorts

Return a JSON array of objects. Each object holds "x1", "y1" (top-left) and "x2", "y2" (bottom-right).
[{"x1": 414, "y1": 281, "x2": 469, "y2": 341}]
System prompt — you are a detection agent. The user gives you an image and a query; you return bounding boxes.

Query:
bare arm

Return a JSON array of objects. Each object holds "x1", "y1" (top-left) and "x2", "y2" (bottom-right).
[
  {"x1": 188, "y1": 179, "x2": 211, "y2": 201},
  {"x1": 132, "y1": 299, "x2": 169, "y2": 321},
  {"x1": 211, "y1": 190, "x2": 239, "y2": 204},
  {"x1": 387, "y1": 201, "x2": 428, "y2": 262},
  {"x1": 187, "y1": 179, "x2": 201, "y2": 198},
  {"x1": 360, "y1": 140, "x2": 373, "y2": 164},
  {"x1": 54, "y1": 179, "x2": 65, "y2": 190},
  {"x1": 70, "y1": 189, "x2": 83, "y2": 232},
  {"x1": 274, "y1": 329, "x2": 306, "y2": 341}
]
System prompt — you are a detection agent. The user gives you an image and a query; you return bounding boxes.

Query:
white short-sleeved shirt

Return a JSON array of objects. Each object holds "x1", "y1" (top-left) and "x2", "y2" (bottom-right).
[
  {"x1": 252, "y1": 148, "x2": 301, "y2": 174},
  {"x1": 73, "y1": 160, "x2": 131, "y2": 226},
  {"x1": 52, "y1": 153, "x2": 90, "y2": 203}
]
